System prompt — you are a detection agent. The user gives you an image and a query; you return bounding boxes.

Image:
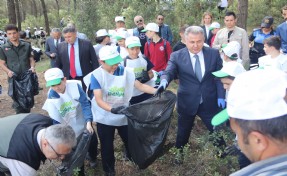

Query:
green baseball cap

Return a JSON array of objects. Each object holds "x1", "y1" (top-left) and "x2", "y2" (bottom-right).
[{"x1": 211, "y1": 109, "x2": 229, "y2": 126}]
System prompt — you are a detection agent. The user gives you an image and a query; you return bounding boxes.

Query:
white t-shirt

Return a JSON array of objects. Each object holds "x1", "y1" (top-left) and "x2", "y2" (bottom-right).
[{"x1": 258, "y1": 54, "x2": 287, "y2": 72}]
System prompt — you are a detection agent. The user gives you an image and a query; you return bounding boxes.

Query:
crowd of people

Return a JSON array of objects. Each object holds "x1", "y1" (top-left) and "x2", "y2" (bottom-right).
[{"x1": 0, "y1": 4, "x2": 287, "y2": 176}]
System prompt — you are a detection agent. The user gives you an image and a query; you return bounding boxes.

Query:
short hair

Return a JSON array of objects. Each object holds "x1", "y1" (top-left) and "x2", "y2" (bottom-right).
[
  {"x1": 45, "y1": 124, "x2": 77, "y2": 148},
  {"x1": 19, "y1": 31, "x2": 26, "y2": 39},
  {"x1": 263, "y1": 36, "x2": 281, "y2": 50},
  {"x1": 233, "y1": 114, "x2": 287, "y2": 144},
  {"x1": 51, "y1": 28, "x2": 61, "y2": 33},
  {"x1": 225, "y1": 11, "x2": 237, "y2": 19},
  {"x1": 184, "y1": 26, "x2": 205, "y2": 39},
  {"x1": 282, "y1": 5, "x2": 287, "y2": 12},
  {"x1": 5, "y1": 24, "x2": 18, "y2": 32},
  {"x1": 179, "y1": 24, "x2": 189, "y2": 33},
  {"x1": 62, "y1": 26, "x2": 77, "y2": 34},
  {"x1": 67, "y1": 22, "x2": 75, "y2": 28},
  {"x1": 201, "y1": 12, "x2": 213, "y2": 25},
  {"x1": 95, "y1": 36, "x2": 108, "y2": 43},
  {"x1": 157, "y1": 14, "x2": 164, "y2": 18}
]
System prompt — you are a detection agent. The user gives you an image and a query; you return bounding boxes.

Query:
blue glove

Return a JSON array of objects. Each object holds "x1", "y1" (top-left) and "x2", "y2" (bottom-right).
[
  {"x1": 154, "y1": 79, "x2": 168, "y2": 96},
  {"x1": 217, "y1": 98, "x2": 226, "y2": 109}
]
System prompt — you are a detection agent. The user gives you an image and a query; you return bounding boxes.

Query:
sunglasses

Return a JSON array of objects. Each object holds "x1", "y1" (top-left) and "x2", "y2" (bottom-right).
[
  {"x1": 136, "y1": 19, "x2": 143, "y2": 24},
  {"x1": 158, "y1": 18, "x2": 164, "y2": 20}
]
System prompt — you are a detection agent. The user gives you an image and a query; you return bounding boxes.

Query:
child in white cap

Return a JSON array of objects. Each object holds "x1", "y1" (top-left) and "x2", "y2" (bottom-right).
[
  {"x1": 142, "y1": 23, "x2": 172, "y2": 72},
  {"x1": 222, "y1": 41, "x2": 242, "y2": 64},
  {"x1": 124, "y1": 36, "x2": 158, "y2": 104},
  {"x1": 209, "y1": 22, "x2": 221, "y2": 47},
  {"x1": 42, "y1": 67, "x2": 98, "y2": 169},
  {"x1": 114, "y1": 29, "x2": 129, "y2": 59},
  {"x1": 94, "y1": 29, "x2": 111, "y2": 59},
  {"x1": 84, "y1": 45, "x2": 156, "y2": 175}
]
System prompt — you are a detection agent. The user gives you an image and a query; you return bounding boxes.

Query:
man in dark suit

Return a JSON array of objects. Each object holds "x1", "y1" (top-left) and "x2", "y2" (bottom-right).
[
  {"x1": 55, "y1": 26, "x2": 99, "y2": 91},
  {"x1": 45, "y1": 28, "x2": 64, "y2": 68},
  {"x1": 156, "y1": 26, "x2": 225, "y2": 158}
]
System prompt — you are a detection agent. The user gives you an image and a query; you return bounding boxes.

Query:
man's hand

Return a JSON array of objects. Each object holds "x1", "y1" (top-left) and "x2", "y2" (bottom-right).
[
  {"x1": 29, "y1": 67, "x2": 36, "y2": 73},
  {"x1": 7, "y1": 71, "x2": 14, "y2": 78},
  {"x1": 50, "y1": 53, "x2": 56, "y2": 58},
  {"x1": 111, "y1": 105, "x2": 127, "y2": 114},
  {"x1": 86, "y1": 121, "x2": 94, "y2": 134},
  {"x1": 154, "y1": 79, "x2": 168, "y2": 96},
  {"x1": 217, "y1": 98, "x2": 226, "y2": 108}
]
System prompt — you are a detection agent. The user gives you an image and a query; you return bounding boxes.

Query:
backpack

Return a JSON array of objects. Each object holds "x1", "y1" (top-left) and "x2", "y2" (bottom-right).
[{"x1": 147, "y1": 39, "x2": 168, "y2": 62}]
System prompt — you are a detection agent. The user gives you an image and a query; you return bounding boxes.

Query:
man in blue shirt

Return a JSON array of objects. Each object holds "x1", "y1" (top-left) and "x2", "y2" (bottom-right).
[
  {"x1": 156, "y1": 14, "x2": 173, "y2": 44},
  {"x1": 276, "y1": 5, "x2": 287, "y2": 54}
]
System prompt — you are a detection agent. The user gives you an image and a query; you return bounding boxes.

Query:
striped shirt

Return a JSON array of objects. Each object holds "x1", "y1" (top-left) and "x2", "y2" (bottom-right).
[{"x1": 230, "y1": 154, "x2": 287, "y2": 176}]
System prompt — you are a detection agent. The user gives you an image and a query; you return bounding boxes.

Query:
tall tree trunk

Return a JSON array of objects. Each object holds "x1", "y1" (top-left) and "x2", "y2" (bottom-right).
[
  {"x1": 68, "y1": 0, "x2": 70, "y2": 13},
  {"x1": 31, "y1": 0, "x2": 37, "y2": 18},
  {"x1": 7, "y1": 0, "x2": 17, "y2": 24},
  {"x1": 15, "y1": 0, "x2": 21, "y2": 30},
  {"x1": 21, "y1": 0, "x2": 26, "y2": 21},
  {"x1": 73, "y1": 0, "x2": 76, "y2": 13},
  {"x1": 237, "y1": 0, "x2": 248, "y2": 30},
  {"x1": 40, "y1": 0, "x2": 50, "y2": 34},
  {"x1": 55, "y1": 0, "x2": 60, "y2": 25}
]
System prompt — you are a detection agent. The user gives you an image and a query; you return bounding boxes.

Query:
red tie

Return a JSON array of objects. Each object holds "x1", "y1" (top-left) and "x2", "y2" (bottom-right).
[{"x1": 70, "y1": 44, "x2": 76, "y2": 78}]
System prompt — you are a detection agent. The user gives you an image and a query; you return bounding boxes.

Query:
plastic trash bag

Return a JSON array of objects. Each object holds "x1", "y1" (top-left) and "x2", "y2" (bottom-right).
[
  {"x1": 8, "y1": 70, "x2": 39, "y2": 110},
  {"x1": 57, "y1": 130, "x2": 92, "y2": 176},
  {"x1": 123, "y1": 90, "x2": 176, "y2": 169}
]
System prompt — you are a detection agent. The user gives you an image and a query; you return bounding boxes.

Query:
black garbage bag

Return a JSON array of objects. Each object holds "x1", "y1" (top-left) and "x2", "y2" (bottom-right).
[
  {"x1": 124, "y1": 90, "x2": 176, "y2": 169},
  {"x1": 57, "y1": 130, "x2": 92, "y2": 176},
  {"x1": 8, "y1": 70, "x2": 39, "y2": 110}
]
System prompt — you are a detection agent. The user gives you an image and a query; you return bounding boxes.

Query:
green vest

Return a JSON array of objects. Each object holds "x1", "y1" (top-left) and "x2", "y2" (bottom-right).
[{"x1": 0, "y1": 40, "x2": 32, "y2": 75}]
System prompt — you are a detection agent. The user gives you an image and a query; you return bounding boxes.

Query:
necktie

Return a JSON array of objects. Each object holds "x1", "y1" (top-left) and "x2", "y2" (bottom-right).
[
  {"x1": 70, "y1": 44, "x2": 76, "y2": 78},
  {"x1": 56, "y1": 40, "x2": 59, "y2": 47},
  {"x1": 194, "y1": 54, "x2": 202, "y2": 81},
  {"x1": 227, "y1": 30, "x2": 233, "y2": 43}
]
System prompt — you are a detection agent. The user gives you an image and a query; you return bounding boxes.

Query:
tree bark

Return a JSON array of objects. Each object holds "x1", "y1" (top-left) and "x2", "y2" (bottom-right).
[
  {"x1": 74, "y1": 0, "x2": 76, "y2": 13},
  {"x1": 55, "y1": 0, "x2": 60, "y2": 25},
  {"x1": 15, "y1": 0, "x2": 21, "y2": 30},
  {"x1": 31, "y1": 0, "x2": 37, "y2": 18},
  {"x1": 237, "y1": 0, "x2": 248, "y2": 30},
  {"x1": 7, "y1": 0, "x2": 17, "y2": 24},
  {"x1": 40, "y1": 0, "x2": 50, "y2": 34}
]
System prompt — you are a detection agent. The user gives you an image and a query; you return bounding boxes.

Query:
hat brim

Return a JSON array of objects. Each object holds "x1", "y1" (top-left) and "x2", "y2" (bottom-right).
[
  {"x1": 105, "y1": 55, "x2": 123, "y2": 66},
  {"x1": 141, "y1": 29, "x2": 148, "y2": 32},
  {"x1": 209, "y1": 27, "x2": 215, "y2": 30},
  {"x1": 127, "y1": 43, "x2": 142, "y2": 48},
  {"x1": 46, "y1": 78, "x2": 62, "y2": 87},
  {"x1": 115, "y1": 36, "x2": 124, "y2": 41},
  {"x1": 211, "y1": 109, "x2": 229, "y2": 126},
  {"x1": 261, "y1": 23, "x2": 271, "y2": 28},
  {"x1": 212, "y1": 70, "x2": 229, "y2": 78}
]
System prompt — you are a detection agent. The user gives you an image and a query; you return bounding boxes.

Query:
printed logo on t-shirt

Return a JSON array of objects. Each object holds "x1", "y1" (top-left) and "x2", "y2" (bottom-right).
[
  {"x1": 108, "y1": 86, "x2": 125, "y2": 97},
  {"x1": 134, "y1": 67, "x2": 145, "y2": 78},
  {"x1": 59, "y1": 101, "x2": 76, "y2": 117},
  {"x1": 159, "y1": 46, "x2": 164, "y2": 51},
  {"x1": 139, "y1": 33, "x2": 146, "y2": 40}
]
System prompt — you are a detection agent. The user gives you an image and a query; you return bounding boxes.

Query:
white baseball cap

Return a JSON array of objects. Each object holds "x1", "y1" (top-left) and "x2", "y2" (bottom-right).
[
  {"x1": 40, "y1": 27, "x2": 43, "y2": 30},
  {"x1": 125, "y1": 36, "x2": 141, "y2": 48},
  {"x1": 209, "y1": 22, "x2": 220, "y2": 30},
  {"x1": 212, "y1": 69, "x2": 287, "y2": 126},
  {"x1": 115, "y1": 16, "x2": 125, "y2": 23},
  {"x1": 212, "y1": 61, "x2": 246, "y2": 78},
  {"x1": 222, "y1": 41, "x2": 241, "y2": 60},
  {"x1": 96, "y1": 29, "x2": 110, "y2": 37},
  {"x1": 114, "y1": 30, "x2": 129, "y2": 41},
  {"x1": 44, "y1": 68, "x2": 64, "y2": 87},
  {"x1": 99, "y1": 46, "x2": 123, "y2": 66},
  {"x1": 141, "y1": 23, "x2": 159, "y2": 32}
]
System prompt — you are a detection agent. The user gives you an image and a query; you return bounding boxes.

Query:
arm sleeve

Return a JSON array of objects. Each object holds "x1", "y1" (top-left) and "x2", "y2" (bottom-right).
[
  {"x1": 212, "y1": 30, "x2": 222, "y2": 50},
  {"x1": 167, "y1": 26, "x2": 173, "y2": 43},
  {"x1": 166, "y1": 41, "x2": 173, "y2": 60},
  {"x1": 144, "y1": 56, "x2": 154, "y2": 71},
  {"x1": 45, "y1": 39, "x2": 52, "y2": 57},
  {"x1": 249, "y1": 31, "x2": 255, "y2": 42},
  {"x1": 241, "y1": 30, "x2": 250, "y2": 70},
  {"x1": 88, "y1": 41, "x2": 99, "y2": 69},
  {"x1": 90, "y1": 74, "x2": 101, "y2": 90},
  {"x1": 77, "y1": 84, "x2": 93, "y2": 122},
  {"x1": 144, "y1": 42, "x2": 149, "y2": 58},
  {"x1": 161, "y1": 52, "x2": 178, "y2": 83}
]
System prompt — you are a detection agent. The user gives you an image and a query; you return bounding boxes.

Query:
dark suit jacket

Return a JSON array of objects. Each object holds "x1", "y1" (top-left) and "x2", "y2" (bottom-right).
[
  {"x1": 201, "y1": 25, "x2": 213, "y2": 46},
  {"x1": 45, "y1": 36, "x2": 64, "y2": 58},
  {"x1": 55, "y1": 38, "x2": 99, "y2": 78},
  {"x1": 162, "y1": 47, "x2": 225, "y2": 116}
]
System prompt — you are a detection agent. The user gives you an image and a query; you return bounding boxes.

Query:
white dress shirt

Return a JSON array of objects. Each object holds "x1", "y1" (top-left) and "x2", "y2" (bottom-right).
[{"x1": 189, "y1": 50, "x2": 205, "y2": 77}]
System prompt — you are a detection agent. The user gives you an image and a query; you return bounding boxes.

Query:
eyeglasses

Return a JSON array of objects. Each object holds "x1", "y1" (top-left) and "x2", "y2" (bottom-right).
[
  {"x1": 136, "y1": 19, "x2": 143, "y2": 24},
  {"x1": 158, "y1": 18, "x2": 164, "y2": 21},
  {"x1": 46, "y1": 139, "x2": 66, "y2": 159}
]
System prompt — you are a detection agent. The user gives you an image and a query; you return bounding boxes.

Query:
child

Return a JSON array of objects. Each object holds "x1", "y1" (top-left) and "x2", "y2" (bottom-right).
[
  {"x1": 173, "y1": 24, "x2": 189, "y2": 52},
  {"x1": 85, "y1": 45, "x2": 156, "y2": 175},
  {"x1": 42, "y1": 68, "x2": 98, "y2": 169},
  {"x1": 114, "y1": 29, "x2": 129, "y2": 59},
  {"x1": 94, "y1": 29, "x2": 111, "y2": 59},
  {"x1": 209, "y1": 22, "x2": 221, "y2": 47},
  {"x1": 143, "y1": 23, "x2": 172, "y2": 72},
  {"x1": 124, "y1": 36, "x2": 158, "y2": 104}
]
